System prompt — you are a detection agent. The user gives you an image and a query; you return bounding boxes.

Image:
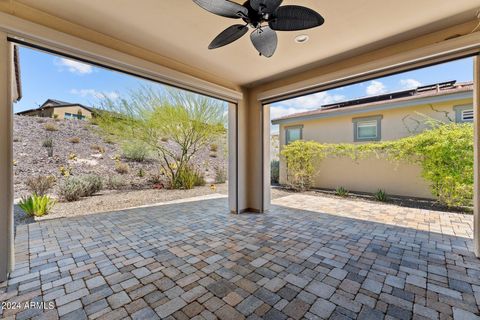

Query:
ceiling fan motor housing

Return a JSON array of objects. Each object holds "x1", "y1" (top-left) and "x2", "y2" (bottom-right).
[{"x1": 192, "y1": 0, "x2": 325, "y2": 57}]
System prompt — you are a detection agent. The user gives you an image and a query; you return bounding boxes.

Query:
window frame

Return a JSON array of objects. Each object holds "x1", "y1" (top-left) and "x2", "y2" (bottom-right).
[
  {"x1": 352, "y1": 115, "x2": 382, "y2": 142},
  {"x1": 454, "y1": 104, "x2": 473, "y2": 123},
  {"x1": 285, "y1": 125, "x2": 303, "y2": 145}
]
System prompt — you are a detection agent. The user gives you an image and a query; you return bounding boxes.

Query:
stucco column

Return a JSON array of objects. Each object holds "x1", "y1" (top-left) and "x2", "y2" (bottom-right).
[
  {"x1": 228, "y1": 102, "x2": 238, "y2": 213},
  {"x1": 0, "y1": 32, "x2": 14, "y2": 282},
  {"x1": 262, "y1": 103, "x2": 271, "y2": 211},
  {"x1": 474, "y1": 55, "x2": 480, "y2": 258},
  {"x1": 235, "y1": 89, "x2": 270, "y2": 213}
]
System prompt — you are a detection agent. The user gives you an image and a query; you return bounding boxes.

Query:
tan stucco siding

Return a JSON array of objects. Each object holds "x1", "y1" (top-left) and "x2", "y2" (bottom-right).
[
  {"x1": 20, "y1": 106, "x2": 92, "y2": 119},
  {"x1": 278, "y1": 98, "x2": 473, "y2": 199},
  {"x1": 52, "y1": 106, "x2": 92, "y2": 120}
]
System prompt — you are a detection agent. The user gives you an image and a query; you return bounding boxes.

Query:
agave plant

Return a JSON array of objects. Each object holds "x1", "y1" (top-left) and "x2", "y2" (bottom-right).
[
  {"x1": 374, "y1": 189, "x2": 389, "y2": 202},
  {"x1": 18, "y1": 195, "x2": 56, "y2": 217},
  {"x1": 335, "y1": 186, "x2": 349, "y2": 197}
]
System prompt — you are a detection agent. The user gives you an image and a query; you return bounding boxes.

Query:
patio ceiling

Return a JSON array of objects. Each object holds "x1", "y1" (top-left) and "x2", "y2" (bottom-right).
[{"x1": 12, "y1": 0, "x2": 480, "y2": 86}]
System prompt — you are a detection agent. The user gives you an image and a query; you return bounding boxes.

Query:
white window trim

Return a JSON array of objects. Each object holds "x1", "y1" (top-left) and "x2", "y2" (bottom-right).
[
  {"x1": 285, "y1": 125, "x2": 303, "y2": 145},
  {"x1": 352, "y1": 115, "x2": 382, "y2": 142},
  {"x1": 356, "y1": 120, "x2": 378, "y2": 140}
]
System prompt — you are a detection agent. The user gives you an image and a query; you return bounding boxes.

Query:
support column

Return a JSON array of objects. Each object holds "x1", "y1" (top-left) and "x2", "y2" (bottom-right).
[
  {"x1": 474, "y1": 55, "x2": 480, "y2": 258},
  {"x1": 235, "y1": 89, "x2": 270, "y2": 213},
  {"x1": 0, "y1": 32, "x2": 14, "y2": 282},
  {"x1": 262, "y1": 104, "x2": 271, "y2": 211},
  {"x1": 228, "y1": 102, "x2": 238, "y2": 213}
]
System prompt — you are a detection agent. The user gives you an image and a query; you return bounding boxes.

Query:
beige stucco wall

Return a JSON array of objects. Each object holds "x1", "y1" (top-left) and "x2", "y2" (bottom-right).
[
  {"x1": 51, "y1": 106, "x2": 92, "y2": 119},
  {"x1": 278, "y1": 98, "x2": 472, "y2": 199},
  {"x1": 22, "y1": 106, "x2": 92, "y2": 119}
]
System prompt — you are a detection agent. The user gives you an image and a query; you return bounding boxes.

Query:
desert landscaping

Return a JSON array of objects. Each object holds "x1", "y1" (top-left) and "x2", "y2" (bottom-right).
[{"x1": 13, "y1": 111, "x2": 228, "y2": 225}]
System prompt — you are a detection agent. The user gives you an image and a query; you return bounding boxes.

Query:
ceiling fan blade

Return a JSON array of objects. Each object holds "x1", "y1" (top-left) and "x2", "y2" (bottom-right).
[
  {"x1": 193, "y1": 0, "x2": 248, "y2": 19},
  {"x1": 250, "y1": 27, "x2": 277, "y2": 58},
  {"x1": 250, "y1": 0, "x2": 283, "y2": 14},
  {"x1": 269, "y1": 5, "x2": 325, "y2": 31},
  {"x1": 209, "y1": 24, "x2": 248, "y2": 49}
]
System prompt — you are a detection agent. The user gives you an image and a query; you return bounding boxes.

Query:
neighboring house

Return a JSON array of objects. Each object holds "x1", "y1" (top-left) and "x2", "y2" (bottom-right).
[
  {"x1": 16, "y1": 99, "x2": 95, "y2": 120},
  {"x1": 272, "y1": 80, "x2": 473, "y2": 199}
]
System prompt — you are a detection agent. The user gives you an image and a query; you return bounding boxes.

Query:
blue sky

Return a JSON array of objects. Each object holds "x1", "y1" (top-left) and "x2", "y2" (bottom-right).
[
  {"x1": 15, "y1": 46, "x2": 157, "y2": 112},
  {"x1": 15, "y1": 46, "x2": 473, "y2": 132}
]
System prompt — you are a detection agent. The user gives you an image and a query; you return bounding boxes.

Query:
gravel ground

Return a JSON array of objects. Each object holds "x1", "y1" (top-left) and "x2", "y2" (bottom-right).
[{"x1": 13, "y1": 115, "x2": 227, "y2": 198}]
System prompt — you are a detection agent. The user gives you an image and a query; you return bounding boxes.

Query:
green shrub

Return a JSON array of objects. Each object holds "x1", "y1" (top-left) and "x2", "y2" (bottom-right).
[
  {"x1": 58, "y1": 177, "x2": 85, "y2": 202},
  {"x1": 194, "y1": 171, "x2": 206, "y2": 187},
  {"x1": 57, "y1": 175, "x2": 102, "y2": 202},
  {"x1": 374, "y1": 189, "x2": 388, "y2": 202},
  {"x1": 281, "y1": 141, "x2": 325, "y2": 191},
  {"x1": 26, "y1": 175, "x2": 56, "y2": 196},
  {"x1": 270, "y1": 160, "x2": 279, "y2": 184},
  {"x1": 106, "y1": 175, "x2": 127, "y2": 190},
  {"x1": 335, "y1": 186, "x2": 349, "y2": 197},
  {"x1": 210, "y1": 144, "x2": 218, "y2": 152},
  {"x1": 173, "y1": 166, "x2": 205, "y2": 189},
  {"x1": 81, "y1": 175, "x2": 103, "y2": 196},
  {"x1": 214, "y1": 166, "x2": 227, "y2": 184},
  {"x1": 122, "y1": 142, "x2": 149, "y2": 162},
  {"x1": 19, "y1": 194, "x2": 56, "y2": 217},
  {"x1": 137, "y1": 168, "x2": 145, "y2": 177},
  {"x1": 282, "y1": 123, "x2": 473, "y2": 207},
  {"x1": 43, "y1": 137, "x2": 54, "y2": 157}
]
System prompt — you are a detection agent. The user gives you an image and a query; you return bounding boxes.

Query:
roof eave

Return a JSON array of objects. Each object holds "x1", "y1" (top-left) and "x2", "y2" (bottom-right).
[{"x1": 272, "y1": 90, "x2": 473, "y2": 125}]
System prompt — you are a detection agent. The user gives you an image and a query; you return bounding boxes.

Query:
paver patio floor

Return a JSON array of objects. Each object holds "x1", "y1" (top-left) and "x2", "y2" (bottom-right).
[{"x1": 1, "y1": 194, "x2": 479, "y2": 319}]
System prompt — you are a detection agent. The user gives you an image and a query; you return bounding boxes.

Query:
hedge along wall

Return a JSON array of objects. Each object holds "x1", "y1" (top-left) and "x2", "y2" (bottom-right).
[{"x1": 281, "y1": 123, "x2": 473, "y2": 207}]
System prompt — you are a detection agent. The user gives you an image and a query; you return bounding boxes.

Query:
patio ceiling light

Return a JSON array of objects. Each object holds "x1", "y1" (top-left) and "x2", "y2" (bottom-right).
[
  {"x1": 192, "y1": 0, "x2": 325, "y2": 58},
  {"x1": 294, "y1": 34, "x2": 309, "y2": 44}
]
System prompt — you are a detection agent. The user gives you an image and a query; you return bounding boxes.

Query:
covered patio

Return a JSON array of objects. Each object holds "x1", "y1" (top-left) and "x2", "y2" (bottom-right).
[
  {"x1": 1, "y1": 195, "x2": 478, "y2": 319},
  {"x1": 1, "y1": 0, "x2": 480, "y2": 319}
]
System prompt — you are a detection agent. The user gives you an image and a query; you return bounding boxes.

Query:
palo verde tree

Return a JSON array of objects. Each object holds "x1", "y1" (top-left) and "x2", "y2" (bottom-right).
[{"x1": 96, "y1": 86, "x2": 226, "y2": 189}]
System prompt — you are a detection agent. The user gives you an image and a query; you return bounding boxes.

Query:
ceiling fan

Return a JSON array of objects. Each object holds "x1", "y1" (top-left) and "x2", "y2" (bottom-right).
[{"x1": 192, "y1": 0, "x2": 325, "y2": 58}]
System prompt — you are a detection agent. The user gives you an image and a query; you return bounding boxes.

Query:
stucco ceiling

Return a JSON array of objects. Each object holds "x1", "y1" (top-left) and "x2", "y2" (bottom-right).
[{"x1": 16, "y1": 0, "x2": 480, "y2": 86}]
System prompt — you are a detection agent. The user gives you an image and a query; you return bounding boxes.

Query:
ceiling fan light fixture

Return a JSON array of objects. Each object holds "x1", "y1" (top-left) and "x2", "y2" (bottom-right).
[
  {"x1": 294, "y1": 34, "x2": 309, "y2": 43},
  {"x1": 193, "y1": 0, "x2": 324, "y2": 57}
]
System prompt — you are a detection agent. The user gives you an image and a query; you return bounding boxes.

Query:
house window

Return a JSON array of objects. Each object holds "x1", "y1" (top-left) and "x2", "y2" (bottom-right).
[
  {"x1": 353, "y1": 115, "x2": 382, "y2": 142},
  {"x1": 285, "y1": 126, "x2": 303, "y2": 144},
  {"x1": 454, "y1": 105, "x2": 473, "y2": 123},
  {"x1": 64, "y1": 112, "x2": 86, "y2": 120}
]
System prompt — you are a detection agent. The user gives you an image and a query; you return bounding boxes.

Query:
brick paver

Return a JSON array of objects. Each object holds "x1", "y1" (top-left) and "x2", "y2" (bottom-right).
[{"x1": 0, "y1": 195, "x2": 479, "y2": 319}]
